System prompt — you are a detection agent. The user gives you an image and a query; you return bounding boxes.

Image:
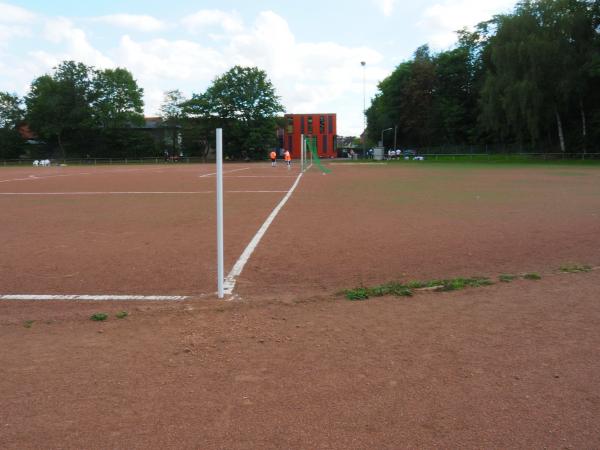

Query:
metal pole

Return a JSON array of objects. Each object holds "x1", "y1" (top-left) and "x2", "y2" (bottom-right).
[
  {"x1": 393, "y1": 125, "x2": 397, "y2": 151},
  {"x1": 216, "y1": 128, "x2": 224, "y2": 299},
  {"x1": 361, "y1": 61, "x2": 366, "y2": 156}
]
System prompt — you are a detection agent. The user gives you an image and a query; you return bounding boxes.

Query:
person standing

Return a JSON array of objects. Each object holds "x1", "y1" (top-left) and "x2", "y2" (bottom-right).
[
  {"x1": 284, "y1": 150, "x2": 292, "y2": 169},
  {"x1": 270, "y1": 150, "x2": 277, "y2": 167}
]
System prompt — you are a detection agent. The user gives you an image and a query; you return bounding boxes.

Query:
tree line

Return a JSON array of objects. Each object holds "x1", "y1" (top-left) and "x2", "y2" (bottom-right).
[
  {"x1": 0, "y1": 63, "x2": 283, "y2": 161},
  {"x1": 367, "y1": 0, "x2": 600, "y2": 154}
]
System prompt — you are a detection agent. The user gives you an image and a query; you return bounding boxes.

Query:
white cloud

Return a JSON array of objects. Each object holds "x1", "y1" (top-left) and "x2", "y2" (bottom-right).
[
  {"x1": 92, "y1": 14, "x2": 166, "y2": 32},
  {"x1": 0, "y1": 24, "x2": 32, "y2": 44},
  {"x1": 371, "y1": 0, "x2": 396, "y2": 17},
  {"x1": 0, "y1": 2, "x2": 36, "y2": 45},
  {"x1": 181, "y1": 10, "x2": 244, "y2": 34},
  {"x1": 38, "y1": 17, "x2": 113, "y2": 68},
  {"x1": 0, "y1": 6, "x2": 383, "y2": 135},
  {"x1": 0, "y1": 2, "x2": 36, "y2": 23},
  {"x1": 419, "y1": 0, "x2": 516, "y2": 49},
  {"x1": 111, "y1": 10, "x2": 384, "y2": 132}
]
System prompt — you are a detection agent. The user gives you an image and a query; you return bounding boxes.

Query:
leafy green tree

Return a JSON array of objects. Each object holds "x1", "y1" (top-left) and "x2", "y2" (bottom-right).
[
  {"x1": 0, "y1": 92, "x2": 25, "y2": 159},
  {"x1": 480, "y1": 0, "x2": 600, "y2": 152},
  {"x1": 159, "y1": 89, "x2": 187, "y2": 154},
  {"x1": 92, "y1": 68, "x2": 144, "y2": 128},
  {"x1": 25, "y1": 61, "x2": 96, "y2": 158},
  {"x1": 159, "y1": 89, "x2": 186, "y2": 126},
  {"x1": 184, "y1": 66, "x2": 284, "y2": 159},
  {"x1": 0, "y1": 92, "x2": 24, "y2": 128}
]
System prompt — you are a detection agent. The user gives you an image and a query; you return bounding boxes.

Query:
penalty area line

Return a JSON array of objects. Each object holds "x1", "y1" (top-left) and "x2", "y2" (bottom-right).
[{"x1": 223, "y1": 171, "x2": 304, "y2": 296}]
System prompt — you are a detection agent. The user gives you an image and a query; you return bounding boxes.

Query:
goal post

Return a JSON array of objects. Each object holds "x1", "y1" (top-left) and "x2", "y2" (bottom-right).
[{"x1": 300, "y1": 134, "x2": 314, "y2": 173}]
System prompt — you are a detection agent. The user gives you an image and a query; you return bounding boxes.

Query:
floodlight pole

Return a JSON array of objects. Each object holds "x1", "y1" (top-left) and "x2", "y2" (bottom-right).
[
  {"x1": 216, "y1": 128, "x2": 224, "y2": 299},
  {"x1": 361, "y1": 61, "x2": 366, "y2": 157},
  {"x1": 381, "y1": 127, "x2": 393, "y2": 148}
]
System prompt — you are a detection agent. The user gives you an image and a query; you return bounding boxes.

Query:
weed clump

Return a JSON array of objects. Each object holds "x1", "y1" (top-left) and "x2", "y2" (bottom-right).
[
  {"x1": 90, "y1": 313, "x2": 108, "y2": 321},
  {"x1": 559, "y1": 264, "x2": 592, "y2": 273},
  {"x1": 523, "y1": 273, "x2": 542, "y2": 280},
  {"x1": 499, "y1": 274, "x2": 518, "y2": 283},
  {"x1": 343, "y1": 276, "x2": 492, "y2": 300}
]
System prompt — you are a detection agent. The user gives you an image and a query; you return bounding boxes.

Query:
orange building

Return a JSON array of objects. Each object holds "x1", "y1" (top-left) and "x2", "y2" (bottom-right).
[{"x1": 282, "y1": 113, "x2": 337, "y2": 159}]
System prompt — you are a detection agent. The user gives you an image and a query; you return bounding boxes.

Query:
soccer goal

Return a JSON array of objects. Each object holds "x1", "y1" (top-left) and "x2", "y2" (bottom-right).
[{"x1": 301, "y1": 135, "x2": 331, "y2": 174}]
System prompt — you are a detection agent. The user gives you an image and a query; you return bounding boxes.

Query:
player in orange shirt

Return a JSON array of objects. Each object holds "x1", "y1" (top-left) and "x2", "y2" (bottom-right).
[
  {"x1": 284, "y1": 150, "x2": 291, "y2": 170},
  {"x1": 269, "y1": 150, "x2": 277, "y2": 167}
]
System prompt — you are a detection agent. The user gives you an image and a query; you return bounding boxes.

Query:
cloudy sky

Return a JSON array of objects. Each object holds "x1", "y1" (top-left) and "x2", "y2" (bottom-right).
[{"x1": 0, "y1": 0, "x2": 516, "y2": 135}]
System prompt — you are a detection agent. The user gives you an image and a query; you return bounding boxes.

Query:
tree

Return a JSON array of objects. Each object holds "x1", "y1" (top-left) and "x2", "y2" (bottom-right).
[
  {"x1": 0, "y1": 92, "x2": 24, "y2": 128},
  {"x1": 25, "y1": 61, "x2": 146, "y2": 158},
  {"x1": 184, "y1": 66, "x2": 284, "y2": 158},
  {"x1": 92, "y1": 68, "x2": 144, "y2": 128},
  {"x1": 25, "y1": 61, "x2": 96, "y2": 159},
  {"x1": 159, "y1": 89, "x2": 186, "y2": 126},
  {"x1": 480, "y1": 0, "x2": 600, "y2": 153},
  {"x1": 159, "y1": 89, "x2": 187, "y2": 155},
  {"x1": 0, "y1": 92, "x2": 25, "y2": 159}
]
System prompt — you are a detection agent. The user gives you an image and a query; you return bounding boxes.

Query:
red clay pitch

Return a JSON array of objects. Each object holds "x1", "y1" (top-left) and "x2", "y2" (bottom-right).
[{"x1": 1, "y1": 161, "x2": 599, "y2": 448}]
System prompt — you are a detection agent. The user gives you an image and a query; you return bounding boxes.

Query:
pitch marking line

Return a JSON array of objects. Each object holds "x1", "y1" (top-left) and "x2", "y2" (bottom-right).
[
  {"x1": 329, "y1": 162, "x2": 388, "y2": 165},
  {"x1": 199, "y1": 167, "x2": 251, "y2": 178},
  {"x1": 0, "y1": 294, "x2": 189, "y2": 301},
  {"x1": 0, "y1": 172, "x2": 92, "y2": 183},
  {"x1": 223, "y1": 171, "x2": 304, "y2": 296},
  {"x1": 0, "y1": 190, "x2": 288, "y2": 195}
]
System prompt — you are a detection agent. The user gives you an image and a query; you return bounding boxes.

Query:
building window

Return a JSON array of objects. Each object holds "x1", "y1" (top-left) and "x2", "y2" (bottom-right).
[
  {"x1": 287, "y1": 117, "x2": 293, "y2": 134},
  {"x1": 328, "y1": 115, "x2": 333, "y2": 133},
  {"x1": 288, "y1": 135, "x2": 292, "y2": 153},
  {"x1": 300, "y1": 116, "x2": 304, "y2": 134},
  {"x1": 319, "y1": 115, "x2": 325, "y2": 133},
  {"x1": 307, "y1": 116, "x2": 313, "y2": 134},
  {"x1": 323, "y1": 135, "x2": 328, "y2": 153}
]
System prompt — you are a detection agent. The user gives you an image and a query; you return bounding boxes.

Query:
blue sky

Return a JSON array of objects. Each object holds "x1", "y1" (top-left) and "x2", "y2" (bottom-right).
[{"x1": 1, "y1": 0, "x2": 516, "y2": 135}]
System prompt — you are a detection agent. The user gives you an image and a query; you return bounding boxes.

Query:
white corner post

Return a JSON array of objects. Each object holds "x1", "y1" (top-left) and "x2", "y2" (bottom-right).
[
  {"x1": 216, "y1": 128, "x2": 224, "y2": 299},
  {"x1": 300, "y1": 134, "x2": 304, "y2": 172}
]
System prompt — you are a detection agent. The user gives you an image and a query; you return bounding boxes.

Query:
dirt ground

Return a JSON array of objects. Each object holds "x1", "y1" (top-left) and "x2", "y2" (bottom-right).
[
  {"x1": 1, "y1": 271, "x2": 600, "y2": 449},
  {"x1": 1, "y1": 162, "x2": 599, "y2": 448}
]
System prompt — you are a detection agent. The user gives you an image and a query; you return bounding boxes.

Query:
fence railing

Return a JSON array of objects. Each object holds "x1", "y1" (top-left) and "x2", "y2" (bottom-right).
[
  {"x1": 414, "y1": 153, "x2": 600, "y2": 161},
  {"x1": 0, "y1": 156, "x2": 212, "y2": 166},
  {"x1": 2, "y1": 152, "x2": 600, "y2": 166}
]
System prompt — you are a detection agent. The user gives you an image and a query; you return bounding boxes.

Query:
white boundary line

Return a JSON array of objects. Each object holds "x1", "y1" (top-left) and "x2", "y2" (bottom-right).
[
  {"x1": 223, "y1": 171, "x2": 304, "y2": 296},
  {"x1": 0, "y1": 294, "x2": 189, "y2": 301},
  {"x1": 199, "y1": 167, "x2": 250, "y2": 178},
  {"x1": 0, "y1": 191, "x2": 287, "y2": 195},
  {"x1": 0, "y1": 173, "x2": 92, "y2": 183}
]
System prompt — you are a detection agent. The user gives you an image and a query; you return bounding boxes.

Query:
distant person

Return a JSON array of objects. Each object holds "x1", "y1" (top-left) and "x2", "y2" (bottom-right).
[
  {"x1": 270, "y1": 150, "x2": 277, "y2": 167},
  {"x1": 284, "y1": 150, "x2": 292, "y2": 169}
]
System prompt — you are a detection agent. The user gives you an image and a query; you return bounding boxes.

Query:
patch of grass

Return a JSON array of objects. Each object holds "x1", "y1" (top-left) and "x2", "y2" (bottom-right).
[
  {"x1": 344, "y1": 276, "x2": 493, "y2": 300},
  {"x1": 523, "y1": 273, "x2": 542, "y2": 280},
  {"x1": 344, "y1": 287, "x2": 370, "y2": 300},
  {"x1": 406, "y1": 280, "x2": 443, "y2": 289},
  {"x1": 436, "y1": 277, "x2": 494, "y2": 291},
  {"x1": 559, "y1": 264, "x2": 592, "y2": 273},
  {"x1": 115, "y1": 311, "x2": 128, "y2": 319},
  {"x1": 23, "y1": 320, "x2": 34, "y2": 328},
  {"x1": 90, "y1": 313, "x2": 108, "y2": 321},
  {"x1": 499, "y1": 274, "x2": 518, "y2": 283}
]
